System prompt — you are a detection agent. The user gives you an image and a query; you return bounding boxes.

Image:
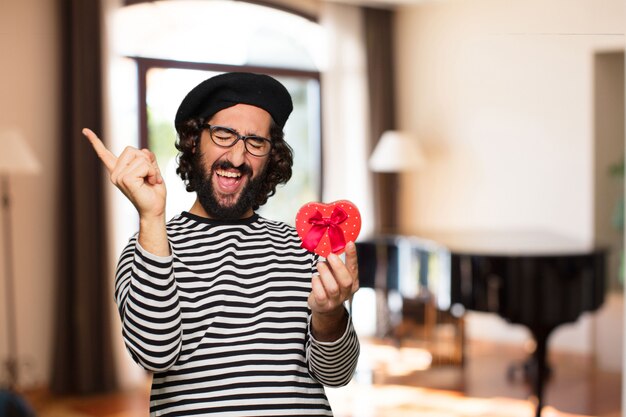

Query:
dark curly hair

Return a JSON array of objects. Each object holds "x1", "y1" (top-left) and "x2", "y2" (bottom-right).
[{"x1": 175, "y1": 117, "x2": 293, "y2": 210}]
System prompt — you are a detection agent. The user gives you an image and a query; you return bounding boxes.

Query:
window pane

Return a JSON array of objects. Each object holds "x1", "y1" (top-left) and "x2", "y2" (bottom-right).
[
  {"x1": 146, "y1": 68, "x2": 320, "y2": 224},
  {"x1": 113, "y1": 0, "x2": 324, "y2": 71},
  {"x1": 258, "y1": 76, "x2": 321, "y2": 224}
]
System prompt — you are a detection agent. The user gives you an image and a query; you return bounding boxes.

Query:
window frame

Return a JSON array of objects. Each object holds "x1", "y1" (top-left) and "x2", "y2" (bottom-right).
[{"x1": 132, "y1": 56, "x2": 324, "y2": 201}]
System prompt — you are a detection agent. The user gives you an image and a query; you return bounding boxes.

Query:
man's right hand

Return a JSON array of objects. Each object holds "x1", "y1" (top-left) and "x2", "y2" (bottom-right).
[{"x1": 83, "y1": 128, "x2": 167, "y2": 220}]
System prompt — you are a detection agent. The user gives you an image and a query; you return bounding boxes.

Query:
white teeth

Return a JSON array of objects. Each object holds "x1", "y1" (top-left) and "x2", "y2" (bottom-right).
[{"x1": 216, "y1": 170, "x2": 241, "y2": 178}]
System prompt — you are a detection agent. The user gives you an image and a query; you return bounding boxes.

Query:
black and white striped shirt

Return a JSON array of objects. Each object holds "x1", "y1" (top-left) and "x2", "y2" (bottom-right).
[{"x1": 114, "y1": 212, "x2": 360, "y2": 416}]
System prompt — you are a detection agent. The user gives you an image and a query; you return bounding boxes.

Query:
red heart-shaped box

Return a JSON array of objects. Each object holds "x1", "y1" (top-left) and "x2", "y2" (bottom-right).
[{"x1": 295, "y1": 200, "x2": 362, "y2": 258}]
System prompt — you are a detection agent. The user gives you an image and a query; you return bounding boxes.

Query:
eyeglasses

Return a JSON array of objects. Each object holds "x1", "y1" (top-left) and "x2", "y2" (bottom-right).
[{"x1": 204, "y1": 124, "x2": 272, "y2": 157}]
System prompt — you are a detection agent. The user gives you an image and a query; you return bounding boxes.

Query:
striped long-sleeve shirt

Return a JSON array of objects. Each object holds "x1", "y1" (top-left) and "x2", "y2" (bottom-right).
[{"x1": 114, "y1": 211, "x2": 360, "y2": 416}]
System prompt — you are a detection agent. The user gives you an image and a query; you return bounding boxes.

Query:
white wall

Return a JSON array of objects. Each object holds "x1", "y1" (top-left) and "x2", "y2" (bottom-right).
[
  {"x1": 0, "y1": 0, "x2": 59, "y2": 387},
  {"x1": 395, "y1": 0, "x2": 624, "y2": 353}
]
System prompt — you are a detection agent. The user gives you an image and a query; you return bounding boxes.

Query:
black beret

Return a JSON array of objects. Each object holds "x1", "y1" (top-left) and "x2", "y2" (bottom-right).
[{"x1": 175, "y1": 72, "x2": 293, "y2": 129}]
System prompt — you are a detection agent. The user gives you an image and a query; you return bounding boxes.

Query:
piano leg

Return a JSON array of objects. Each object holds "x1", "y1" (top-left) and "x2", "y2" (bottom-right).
[{"x1": 530, "y1": 328, "x2": 551, "y2": 417}]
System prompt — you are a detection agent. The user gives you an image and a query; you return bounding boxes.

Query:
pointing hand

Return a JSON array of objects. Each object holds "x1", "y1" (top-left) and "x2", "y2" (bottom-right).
[{"x1": 83, "y1": 128, "x2": 167, "y2": 219}]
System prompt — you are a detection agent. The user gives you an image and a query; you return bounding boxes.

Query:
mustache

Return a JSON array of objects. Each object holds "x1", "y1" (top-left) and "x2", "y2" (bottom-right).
[{"x1": 211, "y1": 160, "x2": 253, "y2": 177}]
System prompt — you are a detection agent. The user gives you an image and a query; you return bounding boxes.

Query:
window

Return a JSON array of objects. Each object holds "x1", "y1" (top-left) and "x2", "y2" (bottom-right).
[{"x1": 110, "y1": 0, "x2": 325, "y2": 224}]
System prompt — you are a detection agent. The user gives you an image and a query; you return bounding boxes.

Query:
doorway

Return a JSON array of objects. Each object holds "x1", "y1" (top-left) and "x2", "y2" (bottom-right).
[{"x1": 593, "y1": 50, "x2": 624, "y2": 373}]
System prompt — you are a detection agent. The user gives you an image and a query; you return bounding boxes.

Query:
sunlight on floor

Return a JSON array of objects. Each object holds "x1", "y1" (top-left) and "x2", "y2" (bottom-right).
[{"x1": 327, "y1": 383, "x2": 592, "y2": 417}]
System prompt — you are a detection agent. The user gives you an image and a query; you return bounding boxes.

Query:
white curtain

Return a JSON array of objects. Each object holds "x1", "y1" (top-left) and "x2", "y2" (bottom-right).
[
  {"x1": 103, "y1": 0, "x2": 148, "y2": 390},
  {"x1": 320, "y1": 3, "x2": 374, "y2": 239}
]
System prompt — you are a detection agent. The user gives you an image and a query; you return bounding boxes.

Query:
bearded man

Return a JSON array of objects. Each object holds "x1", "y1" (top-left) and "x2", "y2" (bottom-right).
[{"x1": 84, "y1": 72, "x2": 360, "y2": 416}]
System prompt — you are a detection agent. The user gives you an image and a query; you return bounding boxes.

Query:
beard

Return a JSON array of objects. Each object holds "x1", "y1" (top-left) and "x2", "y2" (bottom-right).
[{"x1": 192, "y1": 152, "x2": 267, "y2": 220}]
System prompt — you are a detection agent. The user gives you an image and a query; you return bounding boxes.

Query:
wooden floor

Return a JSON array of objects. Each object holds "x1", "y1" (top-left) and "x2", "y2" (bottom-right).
[{"x1": 21, "y1": 338, "x2": 622, "y2": 417}]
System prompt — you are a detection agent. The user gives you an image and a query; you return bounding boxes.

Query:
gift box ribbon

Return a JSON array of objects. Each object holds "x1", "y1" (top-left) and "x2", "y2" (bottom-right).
[{"x1": 301, "y1": 206, "x2": 348, "y2": 254}]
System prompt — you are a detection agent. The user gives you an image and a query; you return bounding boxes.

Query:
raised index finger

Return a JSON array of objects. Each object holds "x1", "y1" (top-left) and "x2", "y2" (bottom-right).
[{"x1": 82, "y1": 128, "x2": 117, "y2": 172}]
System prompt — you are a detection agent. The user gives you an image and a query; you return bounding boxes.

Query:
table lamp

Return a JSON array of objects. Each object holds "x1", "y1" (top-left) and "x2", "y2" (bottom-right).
[
  {"x1": 367, "y1": 130, "x2": 426, "y2": 339},
  {"x1": 369, "y1": 130, "x2": 425, "y2": 173},
  {"x1": 0, "y1": 128, "x2": 40, "y2": 391}
]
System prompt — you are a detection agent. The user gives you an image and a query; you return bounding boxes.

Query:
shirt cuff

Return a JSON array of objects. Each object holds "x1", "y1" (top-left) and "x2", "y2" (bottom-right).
[{"x1": 136, "y1": 240, "x2": 174, "y2": 264}]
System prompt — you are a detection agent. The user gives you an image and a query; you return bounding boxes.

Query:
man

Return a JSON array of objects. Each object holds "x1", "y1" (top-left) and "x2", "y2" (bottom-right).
[{"x1": 84, "y1": 72, "x2": 360, "y2": 416}]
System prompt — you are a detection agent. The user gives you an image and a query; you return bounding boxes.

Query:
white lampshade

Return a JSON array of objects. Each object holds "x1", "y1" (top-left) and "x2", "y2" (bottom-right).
[
  {"x1": 0, "y1": 129, "x2": 40, "y2": 175},
  {"x1": 369, "y1": 130, "x2": 425, "y2": 173}
]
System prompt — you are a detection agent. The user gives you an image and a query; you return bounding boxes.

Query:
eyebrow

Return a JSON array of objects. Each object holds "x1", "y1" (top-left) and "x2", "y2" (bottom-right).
[{"x1": 218, "y1": 124, "x2": 270, "y2": 139}]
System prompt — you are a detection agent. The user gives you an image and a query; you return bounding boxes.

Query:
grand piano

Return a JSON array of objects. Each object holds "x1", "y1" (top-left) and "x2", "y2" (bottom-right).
[{"x1": 356, "y1": 231, "x2": 606, "y2": 417}]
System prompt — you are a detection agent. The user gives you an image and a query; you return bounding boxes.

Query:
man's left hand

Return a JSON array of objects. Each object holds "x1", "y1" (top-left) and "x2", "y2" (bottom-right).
[{"x1": 308, "y1": 241, "x2": 359, "y2": 341}]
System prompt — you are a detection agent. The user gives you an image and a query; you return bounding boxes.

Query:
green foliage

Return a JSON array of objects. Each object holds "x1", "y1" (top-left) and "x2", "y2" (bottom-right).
[
  {"x1": 147, "y1": 106, "x2": 178, "y2": 168},
  {"x1": 609, "y1": 158, "x2": 624, "y2": 286},
  {"x1": 609, "y1": 159, "x2": 624, "y2": 177},
  {"x1": 609, "y1": 159, "x2": 624, "y2": 230}
]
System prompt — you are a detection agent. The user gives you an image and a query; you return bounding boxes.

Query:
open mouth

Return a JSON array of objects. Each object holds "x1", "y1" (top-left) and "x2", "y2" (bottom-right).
[{"x1": 215, "y1": 169, "x2": 245, "y2": 193}]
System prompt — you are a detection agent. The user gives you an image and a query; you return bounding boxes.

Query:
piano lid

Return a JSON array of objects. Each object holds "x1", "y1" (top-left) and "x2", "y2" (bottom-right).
[{"x1": 413, "y1": 229, "x2": 600, "y2": 257}]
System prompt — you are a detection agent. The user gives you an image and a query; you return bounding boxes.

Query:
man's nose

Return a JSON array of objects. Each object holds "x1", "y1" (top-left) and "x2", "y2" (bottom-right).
[{"x1": 226, "y1": 139, "x2": 247, "y2": 166}]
